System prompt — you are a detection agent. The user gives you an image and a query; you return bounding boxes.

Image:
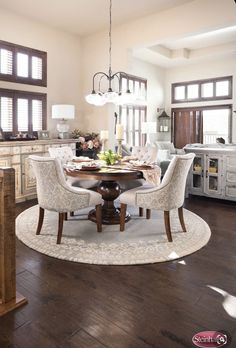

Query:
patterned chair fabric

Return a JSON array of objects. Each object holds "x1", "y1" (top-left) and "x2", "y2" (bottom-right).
[
  {"x1": 119, "y1": 153, "x2": 195, "y2": 242},
  {"x1": 131, "y1": 146, "x2": 158, "y2": 163},
  {"x1": 48, "y1": 146, "x2": 74, "y2": 164},
  {"x1": 48, "y1": 146, "x2": 98, "y2": 189},
  {"x1": 29, "y1": 155, "x2": 103, "y2": 243},
  {"x1": 119, "y1": 146, "x2": 158, "y2": 191}
]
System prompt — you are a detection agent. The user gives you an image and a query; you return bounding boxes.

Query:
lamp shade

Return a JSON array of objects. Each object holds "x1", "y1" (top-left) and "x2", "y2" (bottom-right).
[
  {"x1": 141, "y1": 121, "x2": 156, "y2": 134},
  {"x1": 52, "y1": 105, "x2": 75, "y2": 119}
]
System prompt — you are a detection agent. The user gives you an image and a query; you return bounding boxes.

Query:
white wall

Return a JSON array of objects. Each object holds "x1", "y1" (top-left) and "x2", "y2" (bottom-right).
[
  {"x1": 81, "y1": 0, "x2": 236, "y2": 140},
  {"x1": 1, "y1": 0, "x2": 236, "y2": 141},
  {"x1": 165, "y1": 56, "x2": 236, "y2": 142},
  {"x1": 0, "y1": 8, "x2": 82, "y2": 138},
  {"x1": 131, "y1": 58, "x2": 166, "y2": 143}
]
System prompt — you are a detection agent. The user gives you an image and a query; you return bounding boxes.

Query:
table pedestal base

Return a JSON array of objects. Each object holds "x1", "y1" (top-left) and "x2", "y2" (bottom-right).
[
  {"x1": 89, "y1": 180, "x2": 130, "y2": 225},
  {"x1": 88, "y1": 207, "x2": 130, "y2": 225}
]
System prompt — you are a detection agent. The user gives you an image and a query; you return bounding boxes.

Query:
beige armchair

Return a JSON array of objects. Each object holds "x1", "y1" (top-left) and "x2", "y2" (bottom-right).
[
  {"x1": 119, "y1": 153, "x2": 195, "y2": 242},
  {"x1": 29, "y1": 155, "x2": 103, "y2": 244},
  {"x1": 119, "y1": 146, "x2": 158, "y2": 191},
  {"x1": 48, "y1": 146, "x2": 74, "y2": 163},
  {"x1": 48, "y1": 146, "x2": 98, "y2": 189},
  {"x1": 131, "y1": 146, "x2": 158, "y2": 163}
]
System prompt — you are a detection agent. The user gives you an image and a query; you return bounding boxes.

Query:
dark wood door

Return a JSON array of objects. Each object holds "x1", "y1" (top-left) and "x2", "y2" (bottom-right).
[{"x1": 172, "y1": 108, "x2": 202, "y2": 148}]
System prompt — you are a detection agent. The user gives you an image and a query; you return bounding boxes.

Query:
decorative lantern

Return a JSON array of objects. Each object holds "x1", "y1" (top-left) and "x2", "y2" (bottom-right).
[{"x1": 158, "y1": 111, "x2": 170, "y2": 132}]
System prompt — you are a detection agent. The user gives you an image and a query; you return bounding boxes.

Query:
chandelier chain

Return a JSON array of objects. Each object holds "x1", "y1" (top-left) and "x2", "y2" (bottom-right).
[
  {"x1": 109, "y1": 0, "x2": 112, "y2": 76},
  {"x1": 85, "y1": 0, "x2": 134, "y2": 105}
]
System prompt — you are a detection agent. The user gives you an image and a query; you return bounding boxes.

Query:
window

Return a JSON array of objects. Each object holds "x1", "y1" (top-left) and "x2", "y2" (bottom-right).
[
  {"x1": 0, "y1": 88, "x2": 46, "y2": 137},
  {"x1": 119, "y1": 74, "x2": 147, "y2": 147},
  {"x1": 171, "y1": 105, "x2": 232, "y2": 148},
  {"x1": 172, "y1": 76, "x2": 232, "y2": 103},
  {"x1": 0, "y1": 40, "x2": 47, "y2": 86},
  {"x1": 202, "y1": 108, "x2": 231, "y2": 144}
]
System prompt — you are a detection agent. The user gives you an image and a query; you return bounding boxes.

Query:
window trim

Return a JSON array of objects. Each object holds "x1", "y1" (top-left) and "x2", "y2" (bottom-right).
[
  {"x1": 0, "y1": 88, "x2": 47, "y2": 137},
  {"x1": 172, "y1": 76, "x2": 232, "y2": 103},
  {"x1": 0, "y1": 40, "x2": 47, "y2": 87},
  {"x1": 119, "y1": 73, "x2": 147, "y2": 146}
]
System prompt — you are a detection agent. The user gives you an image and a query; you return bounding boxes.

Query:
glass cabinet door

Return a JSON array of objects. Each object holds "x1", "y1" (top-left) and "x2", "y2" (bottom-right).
[
  {"x1": 204, "y1": 155, "x2": 222, "y2": 196},
  {"x1": 191, "y1": 155, "x2": 204, "y2": 193}
]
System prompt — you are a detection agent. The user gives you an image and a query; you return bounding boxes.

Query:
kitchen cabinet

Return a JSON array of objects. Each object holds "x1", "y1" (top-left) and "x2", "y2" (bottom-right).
[
  {"x1": 185, "y1": 146, "x2": 236, "y2": 201},
  {"x1": 0, "y1": 139, "x2": 76, "y2": 202}
]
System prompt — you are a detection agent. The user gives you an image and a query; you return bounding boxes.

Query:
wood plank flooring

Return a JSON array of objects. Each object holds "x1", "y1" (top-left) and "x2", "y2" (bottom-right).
[{"x1": 0, "y1": 196, "x2": 236, "y2": 348}]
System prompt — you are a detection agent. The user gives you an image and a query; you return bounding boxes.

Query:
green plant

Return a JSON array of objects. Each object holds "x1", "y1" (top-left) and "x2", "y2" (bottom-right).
[{"x1": 97, "y1": 150, "x2": 121, "y2": 165}]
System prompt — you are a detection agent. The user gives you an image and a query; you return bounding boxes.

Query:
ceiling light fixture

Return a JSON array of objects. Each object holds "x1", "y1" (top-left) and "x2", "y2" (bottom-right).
[{"x1": 85, "y1": 0, "x2": 134, "y2": 106}]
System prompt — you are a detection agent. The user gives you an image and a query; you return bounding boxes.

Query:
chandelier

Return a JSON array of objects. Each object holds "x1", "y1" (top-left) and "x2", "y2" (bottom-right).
[{"x1": 85, "y1": 0, "x2": 134, "y2": 106}]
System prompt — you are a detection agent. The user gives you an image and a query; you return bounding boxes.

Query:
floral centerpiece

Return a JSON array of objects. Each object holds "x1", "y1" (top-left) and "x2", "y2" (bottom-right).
[
  {"x1": 71, "y1": 129, "x2": 101, "y2": 158},
  {"x1": 97, "y1": 149, "x2": 121, "y2": 165}
]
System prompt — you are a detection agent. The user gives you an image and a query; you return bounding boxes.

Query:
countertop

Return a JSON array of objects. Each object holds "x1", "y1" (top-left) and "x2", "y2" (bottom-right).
[{"x1": 0, "y1": 139, "x2": 77, "y2": 147}]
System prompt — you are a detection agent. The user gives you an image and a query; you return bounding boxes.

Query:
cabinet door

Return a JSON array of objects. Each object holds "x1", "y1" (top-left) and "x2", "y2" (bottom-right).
[
  {"x1": 189, "y1": 154, "x2": 204, "y2": 194},
  {"x1": 21, "y1": 153, "x2": 44, "y2": 196},
  {"x1": 224, "y1": 155, "x2": 236, "y2": 199},
  {"x1": 204, "y1": 155, "x2": 223, "y2": 197}
]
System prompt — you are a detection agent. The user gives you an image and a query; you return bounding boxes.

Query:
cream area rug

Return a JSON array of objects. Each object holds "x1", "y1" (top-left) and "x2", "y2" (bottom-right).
[{"x1": 16, "y1": 205, "x2": 211, "y2": 265}]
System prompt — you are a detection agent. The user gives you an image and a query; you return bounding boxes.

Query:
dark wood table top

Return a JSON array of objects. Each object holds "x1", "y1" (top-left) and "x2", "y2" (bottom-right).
[{"x1": 65, "y1": 165, "x2": 143, "y2": 181}]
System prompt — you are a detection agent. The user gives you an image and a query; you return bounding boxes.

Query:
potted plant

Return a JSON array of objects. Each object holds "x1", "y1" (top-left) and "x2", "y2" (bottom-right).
[{"x1": 97, "y1": 150, "x2": 121, "y2": 165}]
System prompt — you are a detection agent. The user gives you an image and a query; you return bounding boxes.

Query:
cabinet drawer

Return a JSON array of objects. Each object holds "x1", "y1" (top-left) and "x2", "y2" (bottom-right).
[
  {"x1": 21, "y1": 145, "x2": 43, "y2": 153},
  {"x1": 225, "y1": 155, "x2": 236, "y2": 171},
  {"x1": 225, "y1": 185, "x2": 236, "y2": 198},
  {"x1": 0, "y1": 157, "x2": 11, "y2": 167},
  {"x1": 226, "y1": 171, "x2": 236, "y2": 183},
  {"x1": 0, "y1": 147, "x2": 12, "y2": 156},
  {"x1": 12, "y1": 155, "x2": 21, "y2": 164},
  {"x1": 13, "y1": 146, "x2": 21, "y2": 154}
]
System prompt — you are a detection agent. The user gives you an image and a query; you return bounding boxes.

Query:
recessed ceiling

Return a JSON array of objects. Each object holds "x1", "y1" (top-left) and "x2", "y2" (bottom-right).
[
  {"x1": 133, "y1": 25, "x2": 236, "y2": 68},
  {"x1": 0, "y1": 0, "x2": 194, "y2": 37}
]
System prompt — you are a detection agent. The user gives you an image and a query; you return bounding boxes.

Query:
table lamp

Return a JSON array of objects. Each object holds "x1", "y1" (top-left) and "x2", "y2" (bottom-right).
[
  {"x1": 52, "y1": 104, "x2": 75, "y2": 139},
  {"x1": 141, "y1": 121, "x2": 156, "y2": 145}
]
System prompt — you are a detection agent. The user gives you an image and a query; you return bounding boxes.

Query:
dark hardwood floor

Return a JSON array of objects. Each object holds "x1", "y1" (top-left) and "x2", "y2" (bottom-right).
[{"x1": 1, "y1": 196, "x2": 236, "y2": 348}]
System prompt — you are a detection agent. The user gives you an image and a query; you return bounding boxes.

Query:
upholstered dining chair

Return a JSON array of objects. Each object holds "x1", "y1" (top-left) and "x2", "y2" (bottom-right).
[
  {"x1": 119, "y1": 145, "x2": 158, "y2": 191},
  {"x1": 131, "y1": 145, "x2": 158, "y2": 163},
  {"x1": 119, "y1": 153, "x2": 195, "y2": 242},
  {"x1": 48, "y1": 146, "x2": 98, "y2": 189},
  {"x1": 29, "y1": 155, "x2": 103, "y2": 244},
  {"x1": 48, "y1": 146, "x2": 74, "y2": 163}
]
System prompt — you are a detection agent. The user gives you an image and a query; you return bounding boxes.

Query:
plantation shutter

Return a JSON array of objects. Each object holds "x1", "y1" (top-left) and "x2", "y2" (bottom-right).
[
  {"x1": 0, "y1": 48, "x2": 13, "y2": 75},
  {"x1": 0, "y1": 96, "x2": 13, "y2": 131},
  {"x1": 32, "y1": 99, "x2": 43, "y2": 131},
  {"x1": 0, "y1": 40, "x2": 47, "y2": 86},
  {"x1": 17, "y1": 98, "x2": 29, "y2": 132},
  {"x1": 32, "y1": 56, "x2": 42, "y2": 80}
]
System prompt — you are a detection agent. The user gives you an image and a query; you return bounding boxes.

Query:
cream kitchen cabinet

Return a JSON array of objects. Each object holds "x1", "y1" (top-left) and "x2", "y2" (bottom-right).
[
  {"x1": 185, "y1": 146, "x2": 236, "y2": 201},
  {"x1": 0, "y1": 139, "x2": 76, "y2": 202}
]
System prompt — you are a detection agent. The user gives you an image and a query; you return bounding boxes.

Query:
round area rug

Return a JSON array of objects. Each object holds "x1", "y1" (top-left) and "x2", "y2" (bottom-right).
[{"x1": 16, "y1": 205, "x2": 211, "y2": 265}]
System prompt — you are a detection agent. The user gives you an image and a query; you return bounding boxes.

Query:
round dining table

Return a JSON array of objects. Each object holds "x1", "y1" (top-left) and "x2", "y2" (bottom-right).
[{"x1": 65, "y1": 165, "x2": 143, "y2": 225}]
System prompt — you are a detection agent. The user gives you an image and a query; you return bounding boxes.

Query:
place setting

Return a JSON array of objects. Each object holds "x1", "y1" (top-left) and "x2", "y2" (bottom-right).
[{"x1": 64, "y1": 159, "x2": 102, "y2": 172}]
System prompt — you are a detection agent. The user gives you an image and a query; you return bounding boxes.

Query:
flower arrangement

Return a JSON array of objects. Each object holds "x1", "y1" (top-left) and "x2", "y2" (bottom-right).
[
  {"x1": 97, "y1": 150, "x2": 121, "y2": 165},
  {"x1": 71, "y1": 129, "x2": 101, "y2": 151}
]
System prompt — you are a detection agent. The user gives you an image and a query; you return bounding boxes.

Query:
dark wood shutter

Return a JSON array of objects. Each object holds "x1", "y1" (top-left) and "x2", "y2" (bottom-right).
[{"x1": 172, "y1": 108, "x2": 202, "y2": 148}]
